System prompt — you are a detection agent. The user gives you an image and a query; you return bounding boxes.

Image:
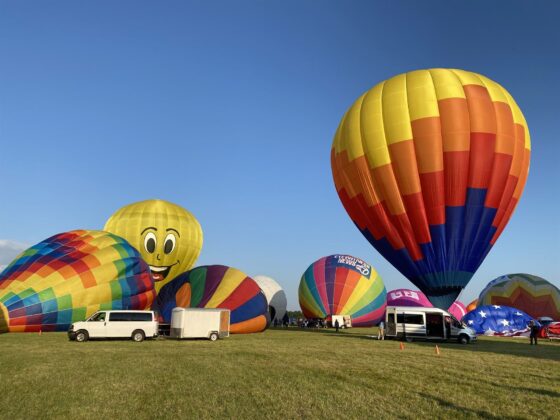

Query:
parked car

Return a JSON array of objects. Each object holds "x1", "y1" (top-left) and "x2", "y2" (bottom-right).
[{"x1": 68, "y1": 310, "x2": 158, "y2": 342}]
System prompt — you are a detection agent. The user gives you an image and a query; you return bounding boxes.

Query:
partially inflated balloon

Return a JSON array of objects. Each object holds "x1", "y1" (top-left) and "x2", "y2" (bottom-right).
[
  {"x1": 0, "y1": 230, "x2": 155, "y2": 333},
  {"x1": 478, "y1": 274, "x2": 560, "y2": 319},
  {"x1": 387, "y1": 289, "x2": 432, "y2": 307},
  {"x1": 253, "y1": 275, "x2": 287, "y2": 323},
  {"x1": 387, "y1": 288, "x2": 465, "y2": 318},
  {"x1": 448, "y1": 301, "x2": 467, "y2": 320},
  {"x1": 332, "y1": 69, "x2": 530, "y2": 309},
  {"x1": 466, "y1": 299, "x2": 478, "y2": 313},
  {"x1": 104, "y1": 199, "x2": 203, "y2": 293},
  {"x1": 463, "y1": 305, "x2": 535, "y2": 336},
  {"x1": 156, "y1": 265, "x2": 268, "y2": 334},
  {"x1": 298, "y1": 255, "x2": 386, "y2": 326}
]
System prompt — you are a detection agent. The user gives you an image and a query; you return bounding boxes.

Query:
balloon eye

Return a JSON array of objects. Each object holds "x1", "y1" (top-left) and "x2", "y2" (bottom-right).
[
  {"x1": 164, "y1": 233, "x2": 176, "y2": 254},
  {"x1": 144, "y1": 232, "x2": 157, "y2": 254}
]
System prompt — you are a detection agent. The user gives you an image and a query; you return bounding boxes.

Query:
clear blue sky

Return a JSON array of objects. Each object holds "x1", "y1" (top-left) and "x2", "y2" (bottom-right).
[{"x1": 1, "y1": 1, "x2": 558, "y2": 309}]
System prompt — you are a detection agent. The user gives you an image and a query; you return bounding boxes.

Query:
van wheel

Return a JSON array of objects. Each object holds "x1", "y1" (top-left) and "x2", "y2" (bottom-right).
[
  {"x1": 458, "y1": 335, "x2": 469, "y2": 345},
  {"x1": 209, "y1": 332, "x2": 218, "y2": 341},
  {"x1": 76, "y1": 330, "x2": 89, "y2": 342},
  {"x1": 132, "y1": 330, "x2": 145, "y2": 342}
]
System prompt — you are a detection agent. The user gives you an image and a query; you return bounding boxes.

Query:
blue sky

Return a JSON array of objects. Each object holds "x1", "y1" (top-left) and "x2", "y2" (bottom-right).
[{"x1": 1, "y1": 1, "x2": 558, "y2": 309}]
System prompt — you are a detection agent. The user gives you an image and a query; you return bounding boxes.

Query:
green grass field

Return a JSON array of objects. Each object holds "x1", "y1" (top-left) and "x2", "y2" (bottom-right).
[{"x1": 0, "y1": 328, "x2": 558, "y2": 419}]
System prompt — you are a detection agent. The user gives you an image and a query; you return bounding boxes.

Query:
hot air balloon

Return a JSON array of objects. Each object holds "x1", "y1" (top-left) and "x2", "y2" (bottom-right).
[
  {"x1": 387, "y1": 288, "x2": 466, "y2": 319},
  {"x1": 448, "y1": 301, "x2": 467, "y2": 321},
  {"x1": 387, "y1": 288, "x2": 432, "y2": 307},
  {"x1": 466, "y1": 299, "x2": 478, "y2": 313},
  {"x1": 463, "y1": 305, "x2": 535, "y2": 336},
  {"x1": 478, "y1": 274, "x2": 560, "y2": 319},
  {"x1": 332, "y1": 69, "x2": 531, "y2": 309},
  {"x1": 253, "y1": 275, "x2": 287, "y2": 324},
  {"x1": 104, "y1": 199, "x2": 203, "y2": 293},
  {"x1": 0, "y1": 230, "x2": 155, "y2": 333},
  {"x1": 298, "y1": 255, "x2": 386, "y2": 327},
  {"x1": 156, "y1": 265, "x2": 269, "y2": 334}
]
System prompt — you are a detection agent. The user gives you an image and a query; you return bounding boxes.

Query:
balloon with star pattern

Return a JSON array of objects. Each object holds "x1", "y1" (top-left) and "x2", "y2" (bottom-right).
[{"x1": 462, "y1": 305, "x2": 535, "y2": 336}]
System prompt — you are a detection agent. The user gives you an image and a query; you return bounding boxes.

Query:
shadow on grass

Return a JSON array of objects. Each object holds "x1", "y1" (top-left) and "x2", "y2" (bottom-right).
[
  {"x1": 269, "y1": 328, "x2": 560, "y2": 361},
  {"x1": 409, "y1": 337, "x2": 560, "y2": 362},
  {"x1": 268, "y1": 327, "x2": 380, "y2": 341},
  {"x1": 417, "y1": 393, "x2": 514, "y2": 419}
]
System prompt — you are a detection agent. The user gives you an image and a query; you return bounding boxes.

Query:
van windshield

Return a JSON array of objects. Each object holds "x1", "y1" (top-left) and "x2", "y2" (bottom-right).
[
  {"x1": 88, "y1": 312, "x2": 106, "y2": 322},
  {"x1": 449, "y1": 316, "x2": 463, "y2": 328}
]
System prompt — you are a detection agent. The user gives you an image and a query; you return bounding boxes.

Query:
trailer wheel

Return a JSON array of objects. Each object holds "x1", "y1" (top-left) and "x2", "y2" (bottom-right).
[
  {"x1": 458, "y1": 334, "x2": 469, "y2": 345},
  {"x1": 132, "y1": 330, "x2": 145, "y2": 342},
  {"x1": 209, "y1": 332, "x2": 219, "y2": 341}
]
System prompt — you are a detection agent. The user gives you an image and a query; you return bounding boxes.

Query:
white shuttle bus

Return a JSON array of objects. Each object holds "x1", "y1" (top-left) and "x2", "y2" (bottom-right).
[
  {"x1": 385, "y1": 306, "x2": 477, "y2": 344},
  {"x1": 68, "y1": 310, "x2": 158, "y2": 342}
]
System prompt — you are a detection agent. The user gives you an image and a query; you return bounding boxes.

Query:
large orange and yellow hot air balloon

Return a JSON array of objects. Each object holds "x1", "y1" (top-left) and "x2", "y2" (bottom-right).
[{"x1": 332, "y1": 69, "x2": 530, "y2": 309}]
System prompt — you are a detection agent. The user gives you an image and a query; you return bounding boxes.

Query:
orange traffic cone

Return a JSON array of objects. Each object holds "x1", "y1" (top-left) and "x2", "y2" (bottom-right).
[
  {"x1": 435, "y1": 344, "x2": 440, "y2": 355},
  {"x1": 39, "y1": 329, "x2": 42, "y2": 336},
  {"x1": 399, "y1": 342, "x2": 405, "y2": 350}
]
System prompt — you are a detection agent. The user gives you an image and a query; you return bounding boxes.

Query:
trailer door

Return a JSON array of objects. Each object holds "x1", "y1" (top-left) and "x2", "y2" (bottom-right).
[{"x1": 386, "y1": 308, "x2": 397, "y2": 337}]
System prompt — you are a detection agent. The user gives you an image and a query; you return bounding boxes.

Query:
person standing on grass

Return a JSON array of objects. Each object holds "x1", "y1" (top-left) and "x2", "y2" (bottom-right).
[
  {"x1": 378, "y1": 320, "x2": 385, "y2": 340},
  {"x1": 529, "y1": 320, "x2": 539, "y2": 345},
  {"x1": 335, "y1": 319, "x2": 340, "y2": 332}
]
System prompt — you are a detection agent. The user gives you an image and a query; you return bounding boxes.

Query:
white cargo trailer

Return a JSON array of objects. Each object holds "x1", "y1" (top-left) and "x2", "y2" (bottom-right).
[{"x1": 170, "y1": 308, "x2": 230, "y2": 341}]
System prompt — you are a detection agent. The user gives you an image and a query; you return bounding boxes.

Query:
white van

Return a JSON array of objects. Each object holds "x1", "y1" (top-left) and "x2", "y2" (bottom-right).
[
  {"x1": 385, "y1": 306, "x2": 477, "y2": 344},
  {"x1": 68, "y1": 310, "x2": 158, "y2": 342},
  {"x1": 170, "y1": 308, "x2": 230, "y2": 341}
]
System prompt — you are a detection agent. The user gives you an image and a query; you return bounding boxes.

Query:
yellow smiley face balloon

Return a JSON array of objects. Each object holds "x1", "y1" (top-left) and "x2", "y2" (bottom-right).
[{"x1": 104, "y1": 199, "x2": 203, "y2": 292}]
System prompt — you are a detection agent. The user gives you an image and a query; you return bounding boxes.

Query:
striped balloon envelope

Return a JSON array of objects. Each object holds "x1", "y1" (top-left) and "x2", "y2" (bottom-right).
[
  {"x1": 332, "y1": 69, "x2": 530, "y2": 309},
  {"x1": 478, "y1": 274, "x2": 560, "y2": 320},
  {"x1": 156, "y1": 265, "x2": 269, "y2": 334},
  {"x1": 298, "y1": 255, "x2": 386, "y2": 326},
  {"x1": 0, "y1": 230, "x2": 155, "y2": 333},
  {"x1": 448, "y1": 301, "x2": 467, "y2": 320}
]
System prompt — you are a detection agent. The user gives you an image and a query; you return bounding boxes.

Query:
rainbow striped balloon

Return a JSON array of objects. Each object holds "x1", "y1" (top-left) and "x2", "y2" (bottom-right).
[
  {"x1": 298, "y1": 255, "x2": 386, "y2": 326},
  {"x1": 478, "y1": 274, "x2": 560, "y2": 319},
  {"x1": 156, "y1": 265, "x2": 269, "y2": 334},
  {"x1": 0, "y1": 230, "x2": 155, "y2": 333}
]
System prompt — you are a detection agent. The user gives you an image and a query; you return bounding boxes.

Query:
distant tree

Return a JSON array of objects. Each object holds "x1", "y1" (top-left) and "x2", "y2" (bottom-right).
[{"x1": 287, "y1": 310, "x2": 303, "y2": 319}]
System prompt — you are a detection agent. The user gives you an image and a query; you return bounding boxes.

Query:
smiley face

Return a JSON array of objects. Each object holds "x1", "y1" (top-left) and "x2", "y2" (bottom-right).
[
  {"x1": 140, "y1": 226, "x2": 181, "y2": 283},
  {"x1": 104, "y1": 199, "x2": 203, "y2": 293}
]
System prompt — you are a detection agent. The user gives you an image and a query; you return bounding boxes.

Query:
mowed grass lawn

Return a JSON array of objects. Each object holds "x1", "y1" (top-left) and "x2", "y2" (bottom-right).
[{"x1": 0, "y1": 328, "x2": 558, "y2": 419}]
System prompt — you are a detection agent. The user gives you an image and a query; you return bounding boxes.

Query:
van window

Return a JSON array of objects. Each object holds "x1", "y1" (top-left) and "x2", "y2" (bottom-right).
[
  {"x1": 397, "y1": 314, "x2": 424, "y2": 324},
  {"x1": 90, "y1": 312, "x2": 106, "y2": 322},
  {"x1": 109, "y1": 312, "x2": 152, "y2": 322},
  {"x1": 388, "y1": 313, "x2": 395, "y2": 323}
]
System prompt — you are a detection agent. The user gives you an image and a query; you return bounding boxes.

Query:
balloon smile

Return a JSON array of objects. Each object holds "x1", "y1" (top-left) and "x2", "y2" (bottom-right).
[{"x1": 149, "y1": 261, "x2": 179, "y2": 282}]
